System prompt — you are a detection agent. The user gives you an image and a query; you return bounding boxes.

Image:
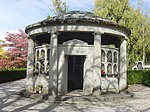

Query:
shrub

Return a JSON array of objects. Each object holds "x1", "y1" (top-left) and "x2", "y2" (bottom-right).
[
  {"x1": 127, "y1": 70, "x2": 150, "y2": 86},
  {"x1": 0, "y1": 68, "x2": 26, "y2": 83}
]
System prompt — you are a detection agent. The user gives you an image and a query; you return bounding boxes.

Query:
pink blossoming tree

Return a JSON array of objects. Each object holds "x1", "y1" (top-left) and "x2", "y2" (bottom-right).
[{"x1": 0, "y1": 30, "x2": 28, "y2": 69}]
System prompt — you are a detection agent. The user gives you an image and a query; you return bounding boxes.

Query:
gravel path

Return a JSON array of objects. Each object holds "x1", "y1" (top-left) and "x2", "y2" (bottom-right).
[{"x1": 0, "y1": 79, "x2": 150, "y2": 112}]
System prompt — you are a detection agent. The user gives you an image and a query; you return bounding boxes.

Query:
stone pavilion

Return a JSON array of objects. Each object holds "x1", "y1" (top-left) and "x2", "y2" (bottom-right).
[{"x1": 25, "y1": 11, "x2": 130, "y2": 95}]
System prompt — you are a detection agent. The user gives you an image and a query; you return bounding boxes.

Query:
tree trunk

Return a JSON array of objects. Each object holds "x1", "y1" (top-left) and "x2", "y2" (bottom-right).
[{"x1": 143, "y1": 46, "x2": 145, "y2": 65}]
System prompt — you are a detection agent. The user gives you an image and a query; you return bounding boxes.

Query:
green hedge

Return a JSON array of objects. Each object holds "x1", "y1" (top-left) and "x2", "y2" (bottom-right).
[
  {"x1": 0, "y1": 68, "x2": 26, "y2": 83},
  {"x1": 1, "y1": 68, "x2": 150, "y2": 86},
  {"x1": 127, "y1": 70, "x2": 150, "y2": 86}
]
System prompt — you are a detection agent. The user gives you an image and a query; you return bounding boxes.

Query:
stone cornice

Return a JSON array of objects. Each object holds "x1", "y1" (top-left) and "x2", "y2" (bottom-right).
[{"x1": 25, "y1": 11, "x2": 131, "y2": 36}]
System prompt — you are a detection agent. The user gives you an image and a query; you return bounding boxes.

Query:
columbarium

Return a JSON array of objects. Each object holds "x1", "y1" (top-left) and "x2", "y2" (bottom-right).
[{"x1": 25, "y1": 11, "x2": 130, "y2": 95}]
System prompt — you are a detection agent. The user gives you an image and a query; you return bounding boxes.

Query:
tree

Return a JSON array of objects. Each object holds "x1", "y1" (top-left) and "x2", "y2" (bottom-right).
[
  {"x1": 0, "y1": 40, "x2": 5, "y2": 58},
  {"x1": 0, "y1": 30, "x2": 28, "y2": 69},
  {"x1": 136, "y1": 0, "x2": 150, "y2": 64},
  {"x1": 93, "y1": 0, "x2": 150, "y2": 67},
  {"x1": 94, "y1": 0, "x2": 130, "y2": 24},
  {"x1": 47, "y1": 0, "x2": 68, "y2": 18}
]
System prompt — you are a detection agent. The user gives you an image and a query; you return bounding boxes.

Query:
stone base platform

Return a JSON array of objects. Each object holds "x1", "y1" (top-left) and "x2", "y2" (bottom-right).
[{"x1": 20, "y1": 89, "x2": 134, "y2": 103}]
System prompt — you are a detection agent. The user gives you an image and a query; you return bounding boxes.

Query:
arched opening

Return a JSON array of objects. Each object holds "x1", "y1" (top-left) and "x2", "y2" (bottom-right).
[
  {"x1": 114, "y1": 51, "x2": 117, "y2": 63},
  {"x1": 101, "y1": 50, "x2": 105, "y2": 62},
  {"x1": 107, "y1": 50, "x2": 112, "y2": 63}
]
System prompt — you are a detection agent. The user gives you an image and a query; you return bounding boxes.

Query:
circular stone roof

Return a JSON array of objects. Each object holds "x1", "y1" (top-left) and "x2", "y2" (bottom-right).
[{"x1": 25, "y1": 11, "x2": 130, "y2": 35}]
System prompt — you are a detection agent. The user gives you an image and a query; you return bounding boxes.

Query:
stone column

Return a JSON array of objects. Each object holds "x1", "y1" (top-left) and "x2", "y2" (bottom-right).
[
  {"x1": 49, "y1": 32, "x2": 58, "y2": 95},
  {"x1": 83, "y1": 54, "x2": 93, "y2": 95},
  {"x1": 58, "y1": 52, "x2": 65, "y2": 94},
  {"x1": 119, "y1": 38, "x2": 127, "y2": 91},
  {"x1": 93, "y1": 32, "x2": 102, "y2": 95},
  {"x1": 26, "y1": 36, "x2": 35, "y2": 92}
]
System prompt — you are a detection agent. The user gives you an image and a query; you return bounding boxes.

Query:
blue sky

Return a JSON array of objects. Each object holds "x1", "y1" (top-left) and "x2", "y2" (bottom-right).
[{"x1": 0, "y1": 0, "x2": 150, "y2": 40}]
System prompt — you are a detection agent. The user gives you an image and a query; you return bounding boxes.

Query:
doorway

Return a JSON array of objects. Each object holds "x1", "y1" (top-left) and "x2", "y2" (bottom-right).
[{"x1": 67, "y1": 55, "x2": 85, "y2": 92}]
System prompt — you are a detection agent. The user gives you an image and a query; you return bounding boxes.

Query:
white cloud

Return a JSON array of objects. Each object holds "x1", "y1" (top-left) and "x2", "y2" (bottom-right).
[
  {"x1": 0, "y1": 0, "x2": 53, "y2": 38},
  {"x1": 0, "y1": 0, "x2": 95, "y2": 41},
  {"x1": 0, "y1": 0, "x2": 95, "y2": 36}
]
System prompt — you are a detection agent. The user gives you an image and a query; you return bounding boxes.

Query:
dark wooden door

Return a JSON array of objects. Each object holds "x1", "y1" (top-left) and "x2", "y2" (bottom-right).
[{"x1": 68, "y1": 55, "x2": 85, "y2": 92}]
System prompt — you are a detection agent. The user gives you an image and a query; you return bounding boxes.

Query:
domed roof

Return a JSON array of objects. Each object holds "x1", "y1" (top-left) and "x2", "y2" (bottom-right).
[
  {"x1": 44, "y1": 11, "x2": 113, "y2": 24},
  {"x1": 25, "y1": 11, "x2": 130, "y2": 35}
]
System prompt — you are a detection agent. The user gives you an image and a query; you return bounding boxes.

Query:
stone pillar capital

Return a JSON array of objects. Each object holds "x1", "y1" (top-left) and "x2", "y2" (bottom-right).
[
  {"x1": 93, "y1": 31, "x2": 103, "y2": 36},
  {"x1": 27, "y1": 35, "x2": 31, "y2": 39},
  {"x1": 51, "y1": 31, "x2": 60, "y2": 36},
  {"x1": 125, "y1": 36, "x2": 128, "y2": 41}
]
